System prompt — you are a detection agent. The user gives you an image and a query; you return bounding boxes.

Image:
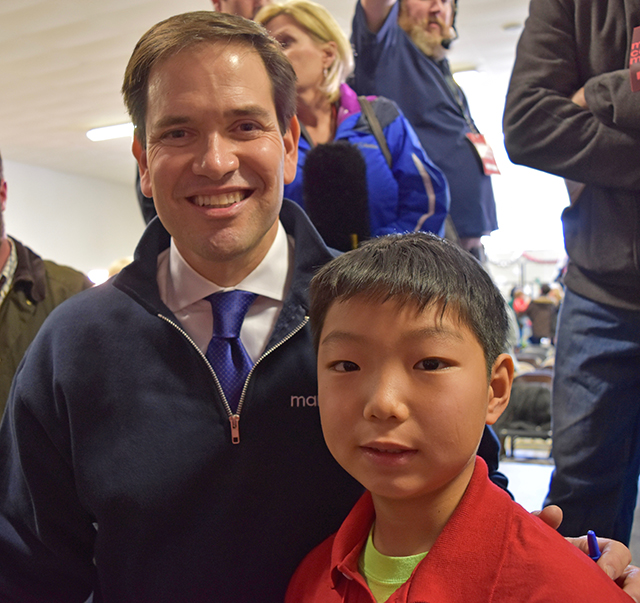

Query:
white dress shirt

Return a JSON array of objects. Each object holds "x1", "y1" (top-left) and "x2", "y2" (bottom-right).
[{"x1": 157, "y1": 221, "x2": 294, "y2": 362}]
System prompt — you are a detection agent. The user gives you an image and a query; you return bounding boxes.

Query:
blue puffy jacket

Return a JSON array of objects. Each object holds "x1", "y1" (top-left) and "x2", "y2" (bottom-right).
[{"x1": 284, "y1": 83, "x2": 450, "y2": 237}]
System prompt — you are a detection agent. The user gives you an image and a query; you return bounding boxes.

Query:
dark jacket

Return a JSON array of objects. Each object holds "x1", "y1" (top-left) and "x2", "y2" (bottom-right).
[
  {"x1": 0, "y1": 237, "x2": 92, "y2": 413},
  {"x1": 503, "y1": 0, "x2": 640, "y2": 310},
  {"x1": 0, "y1": 202, "x2": 504, "y2": 602},
  {"x1": 350, "y1": 1, "x2": 497, "y2": 239}
]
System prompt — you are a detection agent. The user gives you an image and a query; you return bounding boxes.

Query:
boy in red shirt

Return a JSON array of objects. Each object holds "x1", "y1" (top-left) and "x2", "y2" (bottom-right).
[{"x1": 287, "y1": 232, "x2": 632, "y2": 602}]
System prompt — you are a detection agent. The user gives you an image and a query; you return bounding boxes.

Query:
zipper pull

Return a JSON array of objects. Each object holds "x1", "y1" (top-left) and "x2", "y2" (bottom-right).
[{"x1": 229, "y1": 414, "x2": 240, "y2": 445}]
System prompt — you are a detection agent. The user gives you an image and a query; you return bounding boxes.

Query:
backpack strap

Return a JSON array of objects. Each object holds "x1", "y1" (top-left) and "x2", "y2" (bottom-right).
[{"x1": 357, "y1": 96, "x2": 392, "y2": 169}]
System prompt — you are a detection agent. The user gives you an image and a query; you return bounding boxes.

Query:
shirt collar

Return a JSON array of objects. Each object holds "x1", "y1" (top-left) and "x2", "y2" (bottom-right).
[
  {"x1": 329, "y1": 459, "x2": 511, "y2": 597},
  {"x1": 163, "y1": 220, "x2": 291, "y2": 314},
  {"x1": 0, "y1": 237, "x2": 18, "y2": 306}
]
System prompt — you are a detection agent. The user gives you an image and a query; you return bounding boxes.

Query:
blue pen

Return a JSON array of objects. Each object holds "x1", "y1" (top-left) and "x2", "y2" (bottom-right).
[{"x1": 587, "y1": 530, "x2": 602, "y2": 561}]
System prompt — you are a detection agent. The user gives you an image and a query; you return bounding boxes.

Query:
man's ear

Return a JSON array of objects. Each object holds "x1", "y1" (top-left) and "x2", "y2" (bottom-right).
[
  {"x1": 283, "y1": 115, "x2": 300, "y2": 185},
  {"x1": 485, "y1": 353, "x2": 514, "y2": 425},
  {"x1": 132, "y1": 136, "x2": 153, "y2": 198},
  {"x1": 211, "y1": 0, "x2": 222, "y2": 11},
  {"x1": 0, "y1": 180, "x2": 7, "y2": 212}
]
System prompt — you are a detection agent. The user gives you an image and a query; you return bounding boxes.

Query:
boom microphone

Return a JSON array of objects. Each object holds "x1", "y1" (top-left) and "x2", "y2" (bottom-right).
[{"x1": 302, "y1": 140, "x2": 370, "y2": 252}]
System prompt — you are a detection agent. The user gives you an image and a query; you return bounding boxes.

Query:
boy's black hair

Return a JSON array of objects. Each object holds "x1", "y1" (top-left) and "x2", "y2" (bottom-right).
[{"x1": 309, "y1": 232, "x2": 510, "y2": 375}]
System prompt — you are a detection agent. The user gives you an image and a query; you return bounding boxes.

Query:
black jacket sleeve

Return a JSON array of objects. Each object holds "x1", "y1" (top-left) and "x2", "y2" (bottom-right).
[
  {"x1": 503, "y1": 0, "x2": 640, "y2": 191},
  {"x1": 479, "y1": 426, "x2": 511, "y2": 495}
]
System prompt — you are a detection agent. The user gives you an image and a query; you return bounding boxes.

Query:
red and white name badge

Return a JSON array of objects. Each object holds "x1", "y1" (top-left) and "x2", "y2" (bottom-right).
[
  {"x1": 630, "y1": 27, "x2": 640, "y2": 93},
  {"x1": 466, "y1": 133, "x2": 501, "y2": 176}
]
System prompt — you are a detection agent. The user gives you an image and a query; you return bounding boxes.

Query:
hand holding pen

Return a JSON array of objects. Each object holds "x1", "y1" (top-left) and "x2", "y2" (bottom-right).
[{"x1": 535, "y1": 506, "x2": 639, "y2": 599}]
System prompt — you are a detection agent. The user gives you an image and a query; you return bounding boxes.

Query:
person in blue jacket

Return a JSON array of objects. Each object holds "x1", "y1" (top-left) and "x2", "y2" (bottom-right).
[{"x1": 255, "y1": 0, "x2": 449, "y2": 241}]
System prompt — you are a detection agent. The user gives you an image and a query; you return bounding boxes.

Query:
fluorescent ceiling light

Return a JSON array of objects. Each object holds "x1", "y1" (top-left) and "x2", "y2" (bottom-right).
[{"x1": 86, "y1": 122, "x2": 133, "y2": 141}]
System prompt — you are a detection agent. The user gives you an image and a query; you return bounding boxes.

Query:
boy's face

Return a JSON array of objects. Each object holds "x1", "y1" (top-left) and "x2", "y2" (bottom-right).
[{"x1": 317, "y1": 295, "x2": 510, "y2": 506}]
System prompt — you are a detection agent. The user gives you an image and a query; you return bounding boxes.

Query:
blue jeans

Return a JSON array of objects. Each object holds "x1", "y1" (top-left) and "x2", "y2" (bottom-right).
[{"x1": 544, "y1": 289, "x2": 640, "y2": 545}]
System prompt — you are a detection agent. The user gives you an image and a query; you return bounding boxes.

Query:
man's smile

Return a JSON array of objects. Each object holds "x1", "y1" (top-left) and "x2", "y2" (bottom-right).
[{"x1": 189, "y1": 190, "x2": 251, "y2": 208}]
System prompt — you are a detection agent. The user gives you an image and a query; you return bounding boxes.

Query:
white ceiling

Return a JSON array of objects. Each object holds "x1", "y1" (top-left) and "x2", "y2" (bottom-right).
[{"x1": 0, "y1": 0, "x2": 532, "y2": 187}]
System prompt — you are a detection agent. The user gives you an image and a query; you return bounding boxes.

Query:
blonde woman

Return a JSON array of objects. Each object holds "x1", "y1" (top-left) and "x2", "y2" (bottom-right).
[{"x1": 256, "y1": 0, "x2": 449, "y2": 241}]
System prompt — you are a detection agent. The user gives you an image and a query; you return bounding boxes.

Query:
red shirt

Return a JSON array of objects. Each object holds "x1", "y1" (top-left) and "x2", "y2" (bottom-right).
[{"x1": 286, "y1": 458, "x2": 632, "y2": 602}]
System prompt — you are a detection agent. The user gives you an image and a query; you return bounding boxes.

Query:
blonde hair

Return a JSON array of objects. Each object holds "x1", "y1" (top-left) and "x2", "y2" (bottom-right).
[{"x1": 255, "y1": 0, "x2": 354, "y2": 104}]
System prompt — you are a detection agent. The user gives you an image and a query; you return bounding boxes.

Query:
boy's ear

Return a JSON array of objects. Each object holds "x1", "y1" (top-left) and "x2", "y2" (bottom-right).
[{"x1": 485, "y1": 353, "x2": 514, "y2": 425}]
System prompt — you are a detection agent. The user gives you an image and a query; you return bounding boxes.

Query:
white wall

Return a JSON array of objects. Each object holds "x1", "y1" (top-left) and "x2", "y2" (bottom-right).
[
  {"x1": 454, "y1": 70, "x2": 571, "y2": 258},
  {"x1": 453, "y1": 70, "x2": 571, "y2": 297},
  {"x1": 3, "y1": 160, "x2": 145, "y2": 277}
]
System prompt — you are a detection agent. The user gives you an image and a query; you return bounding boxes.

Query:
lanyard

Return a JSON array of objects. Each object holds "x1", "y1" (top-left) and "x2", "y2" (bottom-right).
[{"x1": 438, "y1": 59, "x2": 479, "y2": 134}]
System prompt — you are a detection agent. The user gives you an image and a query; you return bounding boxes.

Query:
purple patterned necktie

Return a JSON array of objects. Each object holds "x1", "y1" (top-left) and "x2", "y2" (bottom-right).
[{"x1": 205, "y1": 290, "x2": 258, "y2": 412}]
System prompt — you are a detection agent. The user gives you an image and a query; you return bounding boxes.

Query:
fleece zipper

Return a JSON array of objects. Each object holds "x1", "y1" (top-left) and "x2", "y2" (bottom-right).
[{"x1": 158, "y1": 313, "x2": 309, "y2": 444}]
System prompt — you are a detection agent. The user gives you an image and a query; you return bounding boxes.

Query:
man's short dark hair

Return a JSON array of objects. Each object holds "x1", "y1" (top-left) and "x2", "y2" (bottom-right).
[
  {"x1": 121, "y1": 11, "x2": 297, "y2": 145},
  {"x1": 309, "y1": 232, "x2": 509, "y2": 374}
]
